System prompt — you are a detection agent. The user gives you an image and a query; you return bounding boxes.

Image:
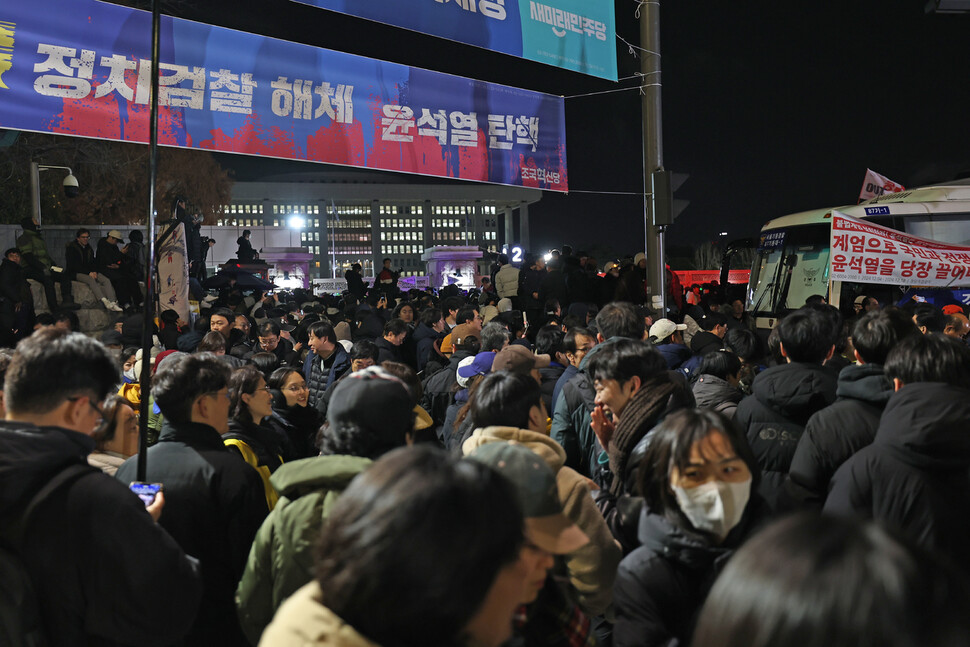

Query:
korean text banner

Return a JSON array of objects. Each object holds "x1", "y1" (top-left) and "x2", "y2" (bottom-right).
[
  {"x1": 830, "y1": 211, "x2": 970, "y2": 287},
  {"x1": 0, "y1": 0, "x2": 568, "y2": 192},
  {"x1": 291, "y1": 0, "x2": 617, "y2": 81}
]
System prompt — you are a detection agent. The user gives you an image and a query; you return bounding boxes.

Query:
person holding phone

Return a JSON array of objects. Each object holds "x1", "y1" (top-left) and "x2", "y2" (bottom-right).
[{"x1": 97, "y1": 229, "x2": 142, "y2": 312}]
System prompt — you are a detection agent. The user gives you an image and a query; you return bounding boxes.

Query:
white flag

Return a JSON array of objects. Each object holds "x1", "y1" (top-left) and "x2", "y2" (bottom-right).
[{"x1": 858, "y1": 168, "x2": 905, "y2": 203}]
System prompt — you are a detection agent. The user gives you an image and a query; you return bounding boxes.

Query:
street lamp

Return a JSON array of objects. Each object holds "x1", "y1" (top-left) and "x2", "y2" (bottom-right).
[
  {"x1": 30, "y1": 162, "x2": 79, "y2": 227},
  {"x1": 287, "y1": 214, "x2": 306, "y2": 229}
]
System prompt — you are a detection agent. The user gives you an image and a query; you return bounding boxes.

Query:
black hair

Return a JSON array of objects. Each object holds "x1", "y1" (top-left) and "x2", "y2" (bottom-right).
[
  {"x1": 587, "y1": 337, "x2": 667, "y2": 385},
  {"x1": 776, "y1": 307, "x2": 834, "y2": 364},
  {"x1": 884, "y1": 332, "x2": 970, "y2": 389},
  {"x1": 723, "y1": 328, "x2": 762, "y2": 364},
  {"x1": 699, "y1": 311, "x2": 728, "y2": 331},
  {"x1": 691, "y1": 514, "x2": 970, "y2": 647},
  {"x1": 469, "y1": 371, "x2": 543, "y2": 430},
  {"x1": 698, "y1": 350, "x2": 742, "y2": 381},
  {"x1": 75, "y1": 228, "x2": 90, "y2": 238},
  {"x1": 595, "y1": 302, "x2": 645, "y2": 341},
  {"x1": 209, "y1": 307, "x2": 235, "y2": 327},
  {"x1": 268, "y1": 366, "x2": 301, "y2": 392},
  {"x1": 34, "y1": 313, "x2": 54, "y2": 327},
  {"x1": 196, "y1": 331, "x2": 227, "y2": 353},
  {"x1": 5, "y1": 328, "x2": 120, "y2": 415},
  {"x1": 851, "y1": 308, "x2": 919, "y2": 366},
  {"x1": 383, "y1": 318, "x2": 409, "y2": 337},
  {"x1": 350, "y1": 339, "x2": 380, "y2": 363},
  {"x1": 380, "y1": 361, "x2": 422, "y2": 405},
  {"x1": 912, "y1": 303, "x2": 946, "y2": 333},
  {"x1": 535, "y1": 326, "x2": 564, "y2": 357},
  {"x1": 455, "y1": 306, "x2": 478, "y2": 326},
  {"x1": 249, "y1": 352, "x2": 280, "y2": 380},
  {"x1": 315, "y1": 446, "x2": 524, "y2": 647},
  {"x1": 637, "y1": 408, "x2": 760, "y2": 537},
  {"x1": 480, "y1": 322, "x2": 512, "y2": 353},
  {"x1": 152, "y1": 352, "x2": 231, "y2": 424},
  {"x1": 392, "y1": 301, "x2": 415, "y2": 318},
  {"x1": 308, "y1": 321, "x2": 337, "y2": 344},
  {"x1": 54, "y1": 310, "x2": 80, "y2": 331},
  {"x1": 563, "y1": 327, "x2": 594, "y2": 354},
  {"x1": 419, "y1": 307, "x2": 444, "y2": 328},
  {"x1": 258, "y1": 321, "x2": 281, "y2": 337},
  {"x1": 4, "y1": 247, "x2": 21, "y2": 257},
  {"x1": 228, "y1": 365, "x2": 266, "y2": 424},
  {"x1": 442, "y1": 296, "x2": 464, "y2": 316}
]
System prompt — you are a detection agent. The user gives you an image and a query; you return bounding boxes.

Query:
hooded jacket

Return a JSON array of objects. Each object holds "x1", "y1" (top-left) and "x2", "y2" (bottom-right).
[
  {"x1": 656, "y1": 342, "x2": 691, "y2": 371},
  {"x1": 463, "y1": 426, "x2": 623, "y2": 617},
  {"x1": 735, "y1": 361, "x2": 837, "y2": 512},
  {"x1": 15, "y1": 218, "x2": 52, "y2": 271},
  {"x1": 0, "y1": 422, "x2": 200, "y2": 646},
  {"x1": 613, "y1": 499, "x2": 769, "y2": 647},
  {"x1": 260, "y1": 582, "x2": 380, "y2": 647},
  {"x1": 236, "y1": 455, "x2": 372, "y2": 646},
  {"x1": 787, "y1": 362, "x2": 893, "y2": 508},
  {"x1": 692, "y1": 374, "x2": 743, "y2": 419},
  {"x1": 825, "y1": 382, "x2": 970, "y2": 574}
]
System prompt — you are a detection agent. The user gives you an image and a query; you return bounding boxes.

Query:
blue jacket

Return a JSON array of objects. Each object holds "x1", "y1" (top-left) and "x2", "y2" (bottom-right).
[{"x1": 656, "y1": 342, "x2": 691, "y2": 370}]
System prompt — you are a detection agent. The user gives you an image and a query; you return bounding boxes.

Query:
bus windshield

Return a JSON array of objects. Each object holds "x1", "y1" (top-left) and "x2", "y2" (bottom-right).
[{"x1": 747, "y1": 223, "x2": 831, "y2": 315}]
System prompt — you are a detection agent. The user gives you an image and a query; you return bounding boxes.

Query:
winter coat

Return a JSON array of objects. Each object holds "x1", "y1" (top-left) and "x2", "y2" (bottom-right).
[
  {"x1": 96, "y1": 237, "x2": 126, "y2": 271},
  {"x1": 735, "y1": 362, "x2": 837, "y2": 512},
  {"x1": 374, "y1": 336, "x2": 402, "y2": 365},
  {"x1": 539, "y1": 268, "x2": 569, "y2": 309},
  {"x1": 267, "y1": 399, "x2": 321, "y2": 460},
  {"x1": 421, "y1": 351, "x2": 472, "y2": 432},
  {"x1": 825, "y1": 382, "x2": 970, "y2": 574},
  {"x1": 304, "y1": 344, "x2": 351, "y2": 412},
  {"x1": 786, "y1": 362, "x2": 893, "y2": 508},
  {"x1": 689, "y1": 331, "x2": 723, "y2": 356},
  {"x1": 237, "y1": 455, "x2": 371, "y2": 646},
  {"x1": 463, "y1": 426, "x2": 622, "y2": 617},
  {"x1": 16, "y1": 225, "x2": 52, "y2": 271},
  {"x1": 412, "y1": 321, "x2": 444, "y2": 373},
  {"x1": 692, "y1": 374, "x2": 743, "y2": 419},
  {"x1": 551, "y1": 347, "x2": 600, "y2": 478},
  {"x1": 225, "y1": 418, "x2": 287, "y2": 510},
  {"x1": 552, "y1": 363, "x2": 578, "y2": 413},
  {"x1": 441, "y1": 387, "x2": 469, "y2": 452},
  {"x1": 115, "y1": 421, "x2": 268, "y2": 646},
  {"x1": 237, "y1": 236, "x2": 257, "y2": 263},
  {"x1": 0, "y1": 422, "x2": 200, "y2": 646},
  {"x1": 259, "y1": 582, "x2": 380, "y2": 647},
  {"x1": 656, "y1": 342, "x2": 691, "y2": 370},
  {"x1": 520, "y1": 266, "x2": 545, "y2": 311},
  {"x1": 64, "y1": 239, "x2": 98, "y2": 278},
  {"x1": 0, "y1": 257, "x2": 31, "y2": 306},
  {"x1": 495, "y1": 263, "x2": 520, "y2": 298},
  {"x1": 613, "y1": 499, "x2": 769, "y2": 647},
  {"x1": 539, "y1": 362, "x2": 566, "y2": 414}
]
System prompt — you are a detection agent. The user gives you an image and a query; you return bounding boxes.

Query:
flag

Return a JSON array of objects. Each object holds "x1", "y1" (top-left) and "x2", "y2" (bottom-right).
[{"x1": 858, "y1": 169, "x2": 905, "y2": 203}]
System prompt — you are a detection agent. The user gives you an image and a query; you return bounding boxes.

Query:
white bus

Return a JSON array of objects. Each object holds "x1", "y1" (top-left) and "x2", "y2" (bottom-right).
[{"x1": 746, "y1": 179, "x2": 970, "y2": 330}]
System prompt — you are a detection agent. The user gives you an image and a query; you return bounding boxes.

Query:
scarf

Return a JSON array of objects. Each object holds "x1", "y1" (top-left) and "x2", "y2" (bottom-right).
[{"x1": 608, "y1": 377, "x2": 677, "y2": 496}]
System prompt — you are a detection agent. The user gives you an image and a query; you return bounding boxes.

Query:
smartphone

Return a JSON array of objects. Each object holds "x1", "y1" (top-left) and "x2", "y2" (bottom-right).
[{"x1": 129, "y1": 482, "x2": 163, "y2": 506}]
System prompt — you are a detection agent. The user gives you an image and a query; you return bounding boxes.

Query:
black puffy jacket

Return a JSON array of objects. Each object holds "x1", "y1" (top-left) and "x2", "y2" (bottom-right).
[
  {"x1": 735, "y1": 361, "x2": 836, "y2": 512},
  {"x1": 786, "y1": 362, "x2": 892, "y2": 508},
  {"x1": 825, "y1": 382, "x2": 970, "y2": 575},
  {"x1": 613, "y1": 498, "x2": 770, "y2": 647}
]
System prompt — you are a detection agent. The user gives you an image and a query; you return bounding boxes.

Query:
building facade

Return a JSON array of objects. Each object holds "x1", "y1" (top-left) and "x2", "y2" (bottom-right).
[{"x1": 219, "y1": 170, "x2": 539, "y2": 279}]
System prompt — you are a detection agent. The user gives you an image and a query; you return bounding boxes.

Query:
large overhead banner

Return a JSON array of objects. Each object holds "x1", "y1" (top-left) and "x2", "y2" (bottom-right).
[
  {"x1": 291, "y1": 0, "x2": 618, "y2": 81},
  {"x1": 830, "y1": 211, "x2": 970, "y2": 287},
  {"x1": 0, "y1": 0, "x2": 568, "y2": 192}
]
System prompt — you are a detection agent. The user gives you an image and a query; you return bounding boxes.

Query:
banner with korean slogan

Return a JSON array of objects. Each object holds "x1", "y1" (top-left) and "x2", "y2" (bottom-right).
[
  {"x1": 858, "y1": 168, "x2": 905, "y2": 203},
  {"x1": 291, "y1": 0, "x2": 617, "y2": 81},
  {"x1": 830, "y1": 211, "x2": 970, "y2": 287},
  {"x1": 0, "y1": 0, "x2": 567, "y2": 192}
]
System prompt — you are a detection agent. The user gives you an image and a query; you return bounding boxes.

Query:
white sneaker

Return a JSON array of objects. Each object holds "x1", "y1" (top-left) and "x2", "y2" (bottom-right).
[{"x1": 102, "y1": 297, "x2": 123, "y2": 312}]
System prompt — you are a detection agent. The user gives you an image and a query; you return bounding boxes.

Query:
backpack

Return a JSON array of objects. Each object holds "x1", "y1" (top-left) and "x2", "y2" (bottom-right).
[{"x1": 0, "y1": 464, "x2": 93, "y2": 647}]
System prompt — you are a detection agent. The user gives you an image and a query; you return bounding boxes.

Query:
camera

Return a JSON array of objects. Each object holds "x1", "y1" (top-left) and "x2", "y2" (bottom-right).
[{"x1": 62, "y1": 173, "x2": 79, "y2": 198}]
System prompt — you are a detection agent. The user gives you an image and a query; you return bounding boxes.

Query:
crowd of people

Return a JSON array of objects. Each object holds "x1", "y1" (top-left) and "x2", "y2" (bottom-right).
[{"x1": 1, "y1": 244, "x2": 969, "y2": 647}]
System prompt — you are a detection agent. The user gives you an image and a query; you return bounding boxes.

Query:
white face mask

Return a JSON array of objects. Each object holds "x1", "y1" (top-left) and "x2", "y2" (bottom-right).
[
  {"x1": 123, "y1": 367, "x2": 138, "y2": 382},
  {"x1": 673, "y1": 477, "x2": 751, "y2": 540}
]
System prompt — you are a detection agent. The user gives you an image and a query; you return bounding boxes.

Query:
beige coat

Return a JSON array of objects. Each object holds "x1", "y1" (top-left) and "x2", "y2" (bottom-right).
[
  {"x1": 260, "y1": 582, "x2": 380, "y2": 647},
  {"x1": 463, "y1": 425, "x2": 621, "y2": 617}
]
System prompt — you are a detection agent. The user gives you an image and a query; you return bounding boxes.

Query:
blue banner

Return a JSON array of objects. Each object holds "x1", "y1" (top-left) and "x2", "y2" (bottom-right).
[
  {"x1": 292, "y1": 0, "x2": 618, "y2": 82},
  {"x1": 0, "y1": 0, "x2": 568, "y2": 192}
]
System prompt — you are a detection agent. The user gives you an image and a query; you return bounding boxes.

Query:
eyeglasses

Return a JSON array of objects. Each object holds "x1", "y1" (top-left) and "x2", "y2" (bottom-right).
[
  {"x1": 202, "y1": 389, "x2": 230, "y2": 402},
  {"x1": 68, "y1": 396, "x2": 106, "y2": 425}
]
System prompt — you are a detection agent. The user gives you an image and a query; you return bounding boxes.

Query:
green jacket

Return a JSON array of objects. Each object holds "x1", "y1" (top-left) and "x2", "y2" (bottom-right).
[
  {"x1": 235, "y1": 454, "x2": 371, "y2": 646},
  {"x1": 16, "y1": 229, "x2": 52, "y2": 271}
]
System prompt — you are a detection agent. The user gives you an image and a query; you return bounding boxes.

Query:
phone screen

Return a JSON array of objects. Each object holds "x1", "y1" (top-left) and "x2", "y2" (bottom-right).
[{"x1": 129, "y1": 482, "x2": 163, "y2": 506}]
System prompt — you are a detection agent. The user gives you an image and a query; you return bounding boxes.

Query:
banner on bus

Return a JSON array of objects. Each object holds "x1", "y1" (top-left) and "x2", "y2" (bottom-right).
[
  {"x1": 858, "y1": 168, "x2": 905, "y2": 203},
  {"x1": 0, "y1": 0, "x2": 568, "y2": 191},
  {"x1": 830, "y1": 211, "x2": 970, "y2": 287},
  {"x1": 291, "y1": 0, "x2": 618, "y2": 81}
]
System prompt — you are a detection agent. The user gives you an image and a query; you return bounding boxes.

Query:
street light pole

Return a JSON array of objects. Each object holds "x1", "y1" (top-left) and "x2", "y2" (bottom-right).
[
  {"x1": 30, "y1": 162, "x2": 76, "y2": 227},
  {"x1": 641, "y1": 0, "x2": 667, "y2": 308}
]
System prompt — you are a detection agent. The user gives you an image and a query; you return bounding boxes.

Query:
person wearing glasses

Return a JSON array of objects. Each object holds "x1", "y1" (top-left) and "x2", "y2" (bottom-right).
[
  {"x1": 65, "y1": 228, "x2": 123, "y2": 312},
  {"x1": 266, "y1": 367, "x2": 320, "y2": 460},
  {"x1": 250, "y1": 321, "x2": 300, "y2": 367},
  {"x1": 116, "y1": 352, "x2": 268, "y2": 646},
  {"x1": 0, "y1": 328, "x2": 200, "y2": 645},
  {"x1": 226, "y1": 366, "x2": 288, "y2": 510}
]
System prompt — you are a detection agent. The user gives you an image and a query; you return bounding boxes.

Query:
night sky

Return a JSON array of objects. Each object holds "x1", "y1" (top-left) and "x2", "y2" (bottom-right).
[{"x1": 176, "y1": 0, "x2": 970, "y2": 259}]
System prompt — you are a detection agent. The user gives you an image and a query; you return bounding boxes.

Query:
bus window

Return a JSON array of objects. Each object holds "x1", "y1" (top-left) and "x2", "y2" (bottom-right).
[{"x1": 747, "y1": 224, "x2": 830, "y2": 315}]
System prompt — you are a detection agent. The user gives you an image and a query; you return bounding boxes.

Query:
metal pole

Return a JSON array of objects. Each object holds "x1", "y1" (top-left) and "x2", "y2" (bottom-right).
[
  {"x1": 137, "y1": 0, "x2": 162, "y2": 482},
  {"x1": 641, "y1": 0, "x2": 666, "y2": 306},
  {"x1": 29, "y1": 162, "x2": 41, "y2": 227}
]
